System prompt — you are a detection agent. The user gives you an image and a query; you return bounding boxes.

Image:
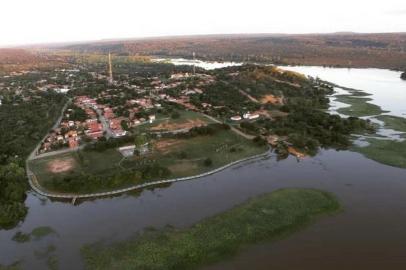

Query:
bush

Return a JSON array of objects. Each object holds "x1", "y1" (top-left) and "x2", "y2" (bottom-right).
[
  {"x1": 171, "y1": 112, "x2": 180, "y2": 119},
  {"x1": 204, "y1": 158, "x2": 213, "y2": 167}
]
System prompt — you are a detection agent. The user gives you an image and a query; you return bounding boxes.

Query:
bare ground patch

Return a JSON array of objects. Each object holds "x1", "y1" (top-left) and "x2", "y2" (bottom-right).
[
  {"x1": 47, "y1": 158, "x2": 75, "y2": 173},
  {"x1": 155, "y1": 139, "x2": 183, "y2": 154},
  {"x1": 261, "y1": 94, "x2": 284, "y2": 105},
  {"x1": 151, "y1": 119, "x2": 206, "y2": 131},
  {"x1": 168, "y1": 161, "x2": 199, "y2": 174}
]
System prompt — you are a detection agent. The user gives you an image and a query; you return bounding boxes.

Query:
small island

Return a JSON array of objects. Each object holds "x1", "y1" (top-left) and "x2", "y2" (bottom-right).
[{"x1": 401, "y1": 71, "x2": 406, "y2": 80}]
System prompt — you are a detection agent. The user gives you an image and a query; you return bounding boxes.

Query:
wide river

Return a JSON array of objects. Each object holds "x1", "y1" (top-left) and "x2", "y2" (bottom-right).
[{"x1": 1, "y1": 64, "x2": 406, "y2": 270}]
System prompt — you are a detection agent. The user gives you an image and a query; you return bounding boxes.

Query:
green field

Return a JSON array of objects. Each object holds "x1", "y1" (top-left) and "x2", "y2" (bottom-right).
[
  {"x1": 375, "y1": 115, "x2": 406, "y2": 133},
  {"x1": 29, "y1": 148, "x2": 125, "y2": 183},
  {"x1": 82, "y1": 188, "x2": 340, "y2": 270},
  {"x1": 353, "y1": 138, "x2": 406, "y2": 168},
  {"x1": 134, "y1": 110, "x2": 214, "y2": 133},
  {"x1": 335, "y1": 95, "x2": 388, "y2": 117},
  {"x1": 29, "y1": 129, "x2": 268, "y2": 193}
]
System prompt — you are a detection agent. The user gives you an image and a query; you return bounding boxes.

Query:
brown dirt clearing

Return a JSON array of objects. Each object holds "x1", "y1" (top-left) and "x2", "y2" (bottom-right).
[
  {"x1": 47, "y1": 158, "x2": 75, "y2": 173},
  {"x1": 151, "y1": 119, "x2": 206, "y2": 131}
]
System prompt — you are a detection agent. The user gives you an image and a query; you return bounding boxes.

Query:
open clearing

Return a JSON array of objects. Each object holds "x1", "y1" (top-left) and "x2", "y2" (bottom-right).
[
  {"x1": 135, "y1": 110, "x2": 214, "y2": 133},
  {"x1": 47, "y1": 158, "x2": 75, "y2": 173}
]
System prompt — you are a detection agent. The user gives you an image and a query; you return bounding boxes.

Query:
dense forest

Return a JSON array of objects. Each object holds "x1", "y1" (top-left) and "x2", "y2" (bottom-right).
[
  {"x1": 63, "y1": 33, "x2": 406, "y2": 70},
  {"x1": 0, "y1": 91, "x2": 66, "y2": 229},
  {"x1": 198, "y1": 65, "x2": 374, "y2": 157}
]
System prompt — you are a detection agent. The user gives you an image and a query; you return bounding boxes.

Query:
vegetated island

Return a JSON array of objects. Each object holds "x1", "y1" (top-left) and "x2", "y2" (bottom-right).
[{"x1": 82, "y1": 188, "x2": 340, "y2": 270}]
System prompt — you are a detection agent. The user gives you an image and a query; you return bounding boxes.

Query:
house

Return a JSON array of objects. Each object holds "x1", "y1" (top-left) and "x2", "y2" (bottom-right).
[
  {"x1": 55, "y1": 87, "x2": 70, "y2": 94},
  {"x1": 86, "y1": 131, "x2": 104, "y2": 140},
  {"x1": 230, "y1": 116, "x2": 242, "y2": 121},
  {"x1": 243, "y1": 112, "x2": 260, "y2": 120},
  {"x1": 87, "y1": 121, "x2": 103, "y2": 133},
  {"x1": 112, "y1": 129, "x2": 127, "y2": 137},
  {"x1": 148, "y1": 115, "x2": 156, "y2": 123}
]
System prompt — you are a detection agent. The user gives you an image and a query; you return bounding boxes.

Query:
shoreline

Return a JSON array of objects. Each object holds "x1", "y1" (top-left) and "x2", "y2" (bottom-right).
[{"x1": 26, "y1": 148, "x2": 271, "y2": 200}]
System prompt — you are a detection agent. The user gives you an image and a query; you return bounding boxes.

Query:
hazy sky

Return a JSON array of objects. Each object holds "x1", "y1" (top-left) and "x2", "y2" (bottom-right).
[{"x1": 1, "y1": 0, "x2": 406, "y2": 46}]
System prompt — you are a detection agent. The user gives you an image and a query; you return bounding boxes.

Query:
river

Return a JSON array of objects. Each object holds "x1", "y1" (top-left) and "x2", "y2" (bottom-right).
[{"x1": 1, "y1": 63, "x2": 406, "y2": 270}]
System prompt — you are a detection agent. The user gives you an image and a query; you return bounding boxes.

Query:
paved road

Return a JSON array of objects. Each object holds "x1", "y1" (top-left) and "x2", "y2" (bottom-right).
[
  {"x1": 95, "y1": 108, "x2": 113, "y2": 139},
  {"x1": 203, "y1": 114, "x2": 255, "y2": 140}
]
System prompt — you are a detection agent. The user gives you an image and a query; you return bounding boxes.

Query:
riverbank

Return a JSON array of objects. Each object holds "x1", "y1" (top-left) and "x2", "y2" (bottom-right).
[
  {"x1": 82, "y1": 188, "x2": 340, "y2": 270},
  {"x1": 27, "y1": 147, "x2": 270, "y2": 199}
]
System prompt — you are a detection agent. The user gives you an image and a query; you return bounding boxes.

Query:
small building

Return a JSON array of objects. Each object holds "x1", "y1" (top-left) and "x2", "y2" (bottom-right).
[
  {"x1": 149, "y1": 115, "x2": 156, "y2": 123},
  {"x1": 230, "y1": 115, "x2": 242, "y2": 121},
  {"x1": 243, "y1": 112, "x2": 260, "y2": 120},
  {"x1": 113, "y1": 129, "x2": 127, "y2": 137}
]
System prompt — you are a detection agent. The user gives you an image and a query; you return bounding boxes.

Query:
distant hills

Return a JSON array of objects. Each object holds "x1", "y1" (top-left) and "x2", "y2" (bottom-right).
[
  {"x1": 3, "y1": 33, "x2": 406, "y2": 70},
  {"x1": 56, "y1": 33, "x2": 406, "y2": 70}
]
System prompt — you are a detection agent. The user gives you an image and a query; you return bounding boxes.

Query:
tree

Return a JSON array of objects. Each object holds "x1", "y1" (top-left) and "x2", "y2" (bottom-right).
[
  {"x1": 121, "y1": 120, "x2": 129, "y2": 131},
  {"x1": 204, "y1": 158, "x2": 213, "y2": 167},
  {"x1": 134, "y1": 134, "x2": 148, "y2": 156},
  {"x1": 0, "y1": 163, "x2": 28, "y2": 229}
]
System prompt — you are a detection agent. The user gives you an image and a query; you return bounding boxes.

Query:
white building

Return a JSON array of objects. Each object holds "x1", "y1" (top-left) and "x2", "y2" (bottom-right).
[
  {"x1": 55, "y1": 87, "x2": 70, "y2": 94},
  {"x1": 243, "y1": 112, "x2": 260, "y2": 120},
  {"x1": 149, "y1": 115, "x2": 156, "y2": 123},
  {"x1": 230, "y1": 115, "x2": 242, "y2": 121}
]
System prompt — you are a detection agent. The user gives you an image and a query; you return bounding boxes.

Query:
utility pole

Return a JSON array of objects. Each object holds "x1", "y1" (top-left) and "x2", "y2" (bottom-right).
[
  {"x1": 108, "y1": 52, "x2": 113, "y2": 84},
  {"x1": 193, "y1": 51, "x2": 196, "y2": 75}
]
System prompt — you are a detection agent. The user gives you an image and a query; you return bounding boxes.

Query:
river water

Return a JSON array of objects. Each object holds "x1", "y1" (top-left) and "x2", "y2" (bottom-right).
[{"x1": 1, "y1": 64, "x2": 406, "y2": 270}]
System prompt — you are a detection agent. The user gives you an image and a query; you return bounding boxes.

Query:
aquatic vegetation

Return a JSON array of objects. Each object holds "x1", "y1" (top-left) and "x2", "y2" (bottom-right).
[
  {"x1": 82, "y1": 188, "x2": 340, "y2": 270},
  {"x1": 376, "y1": 115, "x2": 406, "y2": 133},
  {"x1": 31, "y1": 226, "x2": 57, "y2": 240},
  {"x1": 11, "y1": 232, "x2": 31, "y2": 243},
  {"x1": 335, "y1": 95, "x2": 388, "y2": 117},
  {"x1": 353, "y1": 139, "x2": 406, "y2": 168}
]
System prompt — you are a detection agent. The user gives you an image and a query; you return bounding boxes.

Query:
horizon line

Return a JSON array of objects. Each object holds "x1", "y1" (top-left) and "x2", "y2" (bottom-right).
[{"x1": 2, "y1": 31, "x2": 406, "y2": 49}]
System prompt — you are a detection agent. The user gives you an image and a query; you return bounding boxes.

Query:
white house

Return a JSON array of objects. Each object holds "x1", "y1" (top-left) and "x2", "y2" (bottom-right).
[
  {"x1": 149, "y1": 115, "x2": 156, "y2": 123},
  {"x1": 243, "y1": 112, "x2": 260, "y2": 120},
  {"x1": 55, "y1": 87, "x2": 70, "y2": 94}
]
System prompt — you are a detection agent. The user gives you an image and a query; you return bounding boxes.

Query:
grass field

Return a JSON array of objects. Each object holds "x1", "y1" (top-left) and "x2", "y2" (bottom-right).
[
  {"x1": 335, "y1": 95, "x2": 388, "y2": 117},
  {"x1": 123, "y1": 129, "x2": 268, "y2": 178},
  {"x1": 134, "y1": 110, "x2": 214, "y2": 133},
  {"x1": 375, "y1": 115, "x2": 406, "y2": 133},
  {"x1": 29, "y1": 149, "x2": 125, "y2": 184},
  {"x1": 353, "y1": 138, "x2": 406, "y2": 168},
  {"x1": 82, "y1": 188, "x2": 340, "y2": 270},
  {"x1": 29, "y1": 129, "x2": 268, "y2": 193}
]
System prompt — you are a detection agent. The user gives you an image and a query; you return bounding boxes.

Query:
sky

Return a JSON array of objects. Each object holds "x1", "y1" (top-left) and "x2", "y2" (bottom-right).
[{"x1": 1, "y1": 0, "x2": 406, "y2": 47}]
